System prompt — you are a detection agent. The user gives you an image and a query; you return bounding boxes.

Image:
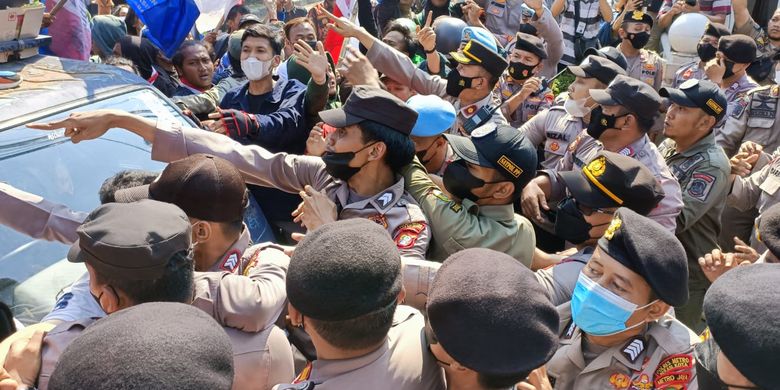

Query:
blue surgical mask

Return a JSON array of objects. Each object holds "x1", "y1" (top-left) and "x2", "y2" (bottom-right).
[{"x1": 571, "y1": 273, "x2": 657, "y2": 336}]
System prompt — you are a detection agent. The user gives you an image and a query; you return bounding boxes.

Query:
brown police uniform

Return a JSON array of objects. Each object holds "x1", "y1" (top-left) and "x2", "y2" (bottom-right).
[
  {"x1": 727, "y1": 149, "x2": 780, "y2": 253},
  {"x1": 617, "y1": 46, "x2": 665, "y2": 91},
  {"x1": 519, "y1": 106, "x2": 584, "y2": 169},
  {"x1": 717, "y1": 84, "x2": 780, "y2": 157},
  {"x1": 150, "y1": 121, "x2": 431, "y2": 259}
]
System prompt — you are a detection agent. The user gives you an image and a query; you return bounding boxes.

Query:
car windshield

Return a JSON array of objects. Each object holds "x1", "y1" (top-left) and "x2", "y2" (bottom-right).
[{"x1": 0, "y1": 88, "x2": 186, "y2": 324}]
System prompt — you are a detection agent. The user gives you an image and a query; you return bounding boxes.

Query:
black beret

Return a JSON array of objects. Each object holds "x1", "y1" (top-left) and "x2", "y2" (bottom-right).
[
  {"x1": 622, "y1": 10, "x2": 654, "y2": 28},
  {"x1": 517, "y1": 23, "x2": 538, "y2": 37},
  {"x1": 427, "y1": 248, "x2": 559, "y2": 376},
  {"x1": 718, "y1": 34, "x2": 757, "y2": 64},
  {"x1": 287, "y1": 219, "x2": 402, "y2": 321},
  {"x1": 704, "y1": 264, "x2": 780, "y2": 389},
  {"x1": 514, "y1": 32, "x2": 547, "y2": 60},
  {"x1": 757, "y1": 203, "x2": 780, "y2": 258},
  {"x1": 703, "y1": 22, "x2": 730, "y2": 39},
  {"x1": 49, "y1": 302, "x2": 234, "y2": 390},
  {"x1": 597, "y1": 208, "x2": 689, "y2": 306}
]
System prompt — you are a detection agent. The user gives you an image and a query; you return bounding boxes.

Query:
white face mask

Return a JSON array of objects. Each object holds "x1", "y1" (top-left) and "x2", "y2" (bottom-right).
[
  {"x1": 242, "y1": 57, "x2": 273, "y2": 81},
  {"x1": 564, "y1": 96, "x2": 591, "y2": 118}
]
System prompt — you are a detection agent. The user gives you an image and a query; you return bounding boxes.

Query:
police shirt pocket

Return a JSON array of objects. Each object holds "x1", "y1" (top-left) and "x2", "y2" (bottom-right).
[
  {"x1": 746, "y1": 116, "x2": 774, "y2": 129},
  {"x1": 443, "y1": 237, "x2": 466, "y2": 255}
]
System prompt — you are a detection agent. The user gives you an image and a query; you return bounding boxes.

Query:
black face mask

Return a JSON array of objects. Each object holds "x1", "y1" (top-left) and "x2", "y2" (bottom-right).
[
  {"x1": 415, "y1": 138, "x2": 440, "y2": 166},
  {"x1": 723, "y1": 59, "x2": 737, "y2": 79},
  {"x1": 627, "y1": 31, "x2": 650, "y2": 49},
  {"x1": 508, "y1": 61, "x2": 536, "y2": 81},
  {"x1": 586, "y1": 106, "x2": 619, "y2": 140},
  {"x1": 442, "y1": 159, "x2": 501, "y2": 202},
  {"x1": 554, "y1": 197, "x2": 594, "y2": 244},
  {"x1": 322, "y1": 142, "x2": 375, "y2": 181},
  {"x1": 697, "y1": 43, "x2": 717, "y2": 63},
  {"x1": 446, "y1": 69, "x2": 477, "y2": 97},
  {"x1": 305, "y1": 40, "x2": 318, "y2": 50}
]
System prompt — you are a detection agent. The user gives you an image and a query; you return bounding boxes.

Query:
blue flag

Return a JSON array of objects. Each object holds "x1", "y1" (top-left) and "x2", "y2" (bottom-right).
[{"x1": 127, "y1": 0, "x2": 200, "y2": 58}]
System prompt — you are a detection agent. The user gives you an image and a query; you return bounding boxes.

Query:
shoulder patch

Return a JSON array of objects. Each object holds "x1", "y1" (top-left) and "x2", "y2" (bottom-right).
[
  {"x1": 686, "y1": 172, "x2": 717, "y2": 201},
  {"x1": 568, "y1": 134, "x2": 583, "y2": 152},
  {"x1": 653, "y1": 354, "x2": 694, "y2": 389},
  {"x1": 621, "y1": 336, "x2": 645, "y2": 363},
  {"x1": 430, "y1": 188, "x2": 451, "y2": 203},
  {"x1": 732, "y1": 95, "x2": 750, "y2": 119},
  {"x1": 220, "y1": 249, "x2": 241, "y2": 273},
  {"x1": 393, "y1": 222, "x2": 426, "y2": 249}
]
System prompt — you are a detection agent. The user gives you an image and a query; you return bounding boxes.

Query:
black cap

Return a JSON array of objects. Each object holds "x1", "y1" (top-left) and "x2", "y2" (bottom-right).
[
  {"x1": 427, "y1": 248, "x2": 559, "y2": 376},
  {"x1": 704, "y1": 264, "x2": 780, "y2": 389},
  {"x1": 49, "y1": 302, "x2": 234, "y2": 390},
  {"x1": 517, "y1": 23, "x2": 538, "y2": 37},
  {"x1": 450, "y1": 38, "x2": 509, "y2": 78},
  {"x1": 238, "y1": 14, "x2": 262, "y2": 29},
  {"x1": 597, "y1": 208, "x2": 688, "y2": 306},
  {"x1": 703, "y1": 22, "x2": 730, "y2": 39},
  {"x1": 718, "y1": 34, "x2": 757, "y2": 64},
  {"x1": 320, "y1": 86, "x2": 419, "y2": 135},
  {"x1": 68, "y1": 200, "x2": 192, "y2": 280},
  {"x1": 757, "y1": 203, "x2": 780, "y2": 258},
  {"x1": 568, "y1": 55, "x2": 627, "y2": 86},
  {"x1": 286, "y1": 219, "x2": 402, "y2": 321},
  {"x1": 514, "y1": 32, "x2": 547, "y2": 60},
  {"x1": 583, "y1": 46, "x2": 628, "y2": 70},
  {"x1": 660, "y1": 79, "x2": 728, "y2": 121},
  {"x1": 622, "y1": 10, "x2": 654, "y2": 27},
  {"x1": 590, "y1": 74, "x2": 662, "y2": 121},
  {"x1": 444, "y1": 123, "x2": 538, "y2": 188},
  {"x1": 114, "y1": 154, "x2": 248, "y2": 223},
  {"x1": 558, "y1": 151, "x2": 664, "y2": 215}
]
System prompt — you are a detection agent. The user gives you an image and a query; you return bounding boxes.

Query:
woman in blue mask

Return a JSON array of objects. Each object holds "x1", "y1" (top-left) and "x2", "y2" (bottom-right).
[{"x1": 545, "y1": 207, "x2": 699, "y2": 390}]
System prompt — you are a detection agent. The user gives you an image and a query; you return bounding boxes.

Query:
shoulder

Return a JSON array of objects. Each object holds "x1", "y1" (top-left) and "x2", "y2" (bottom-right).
[{"x1": 649, "y1": 315, "x2": 699, "y2": 352}]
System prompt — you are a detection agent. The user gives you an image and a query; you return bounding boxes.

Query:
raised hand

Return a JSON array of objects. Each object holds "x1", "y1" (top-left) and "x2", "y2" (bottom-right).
[
  {"x1": 321, "y1": 8, "x2": 363, "y2": 38},
  {"x1": 27, "y1": 110, "x2": 121, "y2": 143},
  {"x1": 339, "y1": 46, "x2": 381, "y2": 88},
  {"x1": 418, "y1": 11, "x2": 437, "y2": 53},
  {"x1": 295, "y1": 40, "x2": 329, "y2": 85}
]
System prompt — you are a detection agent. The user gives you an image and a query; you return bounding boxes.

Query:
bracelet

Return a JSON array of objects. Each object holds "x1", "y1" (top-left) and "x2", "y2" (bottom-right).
[{"x1": 424, "y1": 48, "x2": 436, "y2": 54}]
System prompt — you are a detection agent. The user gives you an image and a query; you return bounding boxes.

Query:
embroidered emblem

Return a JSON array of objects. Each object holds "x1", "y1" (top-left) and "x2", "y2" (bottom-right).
[
  {"x1": 393, "y1": 222, "x2": 427, "y2": 249},
  {"x1": 220, "y1": 249, "x2": 242, "y2": 273},
  {"x1": 630, "y1": 374, "x2": 652, "y2": 390},
  {"x1": 368, "y1": 214, "x2": 389, "y2": 228},
  {"x1": 609, "y1": 373, "x2": 631, "y2": 389},
  {"x1": 376, "y1": 192, "x2": 394, "y2": 208},
  {"x1": 653, "y1": 354, "x2": 694, "y2": 389},
  {"x1": 586, "y1": 156, "x2": 607, "y2": 177},
  {"x1": 604, "y1": 216, "x2": 622, "y2": 240},
  {"x1": 622, "y1": 337, "x2": 646, "y2": 363}
]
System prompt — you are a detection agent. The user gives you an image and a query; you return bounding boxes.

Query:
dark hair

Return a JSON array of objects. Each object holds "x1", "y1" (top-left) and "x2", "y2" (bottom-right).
[
  {"x1": 635, "y1": 114, "x2": 656, "y2": 133},
  {"x1": 242, "y1": 25, "x2": 285, "y2": 56},
  {"x1": 477, "y1": 371, "x2": 532, "y2": 389},
  {"x1": 93, "y1": 251, "x2": 195, "y2": 305},
  {"x1": 172, "y1": 40, "x2": 213, "y2": 69},
  {"x1": 359, "y1": 120, "x2": 415, "y2": 172},
  {"x1": 227, "y1": 5, "x2": 251, "y2": 21},
  {"x1": 220, "y1": 219, "x2": 244, "y2": 238},
  {"x1": 98, "y1": 170, "x2": 159, "y2": 204},
  {"x1": 283, "y1": 17, "x2": 314, "y2": 40},
  {"x1": 383, "y1": 21, "x2": 415, "y2": 55},
  {"x1": 104, "y1": 56, "x2": 140, "y2": 76},
  {"x1": 125, "y1": 8, "x2": 140, "y2": 36},
  {"x1": 0, "y1": 301, "x2": 16, "y2": 343},
  {"x1": 308, "y1": 302, "x2": 397, "y2": 350}
]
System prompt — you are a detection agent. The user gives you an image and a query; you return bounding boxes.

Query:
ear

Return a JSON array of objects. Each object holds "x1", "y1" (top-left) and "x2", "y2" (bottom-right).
[
  {"x1": 618, "y1": 27, "x2": 626, "y2": 39},
  {"x1": 621, "y1": 114, "x2": 636, "y2": 130},
  {"x1": 434, "y1": 136, "x2": 447, "y2": 148},
  {"x1": 492, "y1": 181, "x2": 515, "y2": 200},
  {"x1": 99, "y1": 285, "x2": 123, "y2": 314},
  {"x1": 288, "y1": 303, "x2": 304, "y2": 327},
  {"x1": 368, "y1": 141, "x2": 387, "y2": 161},
  {"x1": 397, "y1": 287, "x2": 406, "y2": 304},
  {"x1": 272, "y1": 54, "x2": 282, "y2": 69},
  {"x1": 192, "y1": 220, "x2": 212, "y2": 242},
  {"x1": 698, "y1": 114, "x2": 717, "y2": 132},
  {"x1": 644, "y1": 300, "x2": 669, "y2": 322}
]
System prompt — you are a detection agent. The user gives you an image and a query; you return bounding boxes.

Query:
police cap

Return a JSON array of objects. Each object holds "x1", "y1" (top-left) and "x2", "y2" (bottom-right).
[
  {"x1": 703, "y1": 22, "x2": 730, "y2": 39},
  {"x1": 320, "y1": 85, "x2": 419, "y2": 135},
  {"x1": 583, "y1": 46, "x2": 628, "y2": 70},
  {"x1": 408, "y1": 94, "x2": 457, "y2": 137},
  {"x1": 450, "y1": 38, "x2": 509, "y2": 78},
  {"x1": 623, "y1": 10, "x2": 654, "y2": 28},
  {"x1": 590, "y1": 74, "x2": 662, "y2": 121},
  {"x1": 660, "y1": 79, "x2": 728, "y2": 121},
  {"x1": 568, "y1": 55, "x2": 627, "y2": 86},
  {"x1": 757, "y1": 203, "x2": 780, "y2": 258},
  {"x1": 514, "y1": 32, "x2": 547, "y2": 60}
]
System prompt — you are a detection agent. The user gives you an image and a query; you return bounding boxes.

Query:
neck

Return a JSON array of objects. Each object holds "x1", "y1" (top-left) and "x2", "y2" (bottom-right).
[
  {"x1": 181, "y1": 77, "x2": 208, "y2": 92},
  {"x1": 315, "y1": 337, "x2": 385, "y2": 360},
  {"x1": 672, "y1": 132, "x2": 707, "y2": 153},
  {"x1": 459, "y1": 88, "x2": 490, "y2": 107},
  {"x1": 600, "y1": 133, "x2": 641, "y2": 152},
  {"x1": 425, "y1": 145, "x2": 449, "y2": 173},
  {"x1": 619, "y1": 40, "x2": 639, "y2": 57},
  {"x1": 194, "y1": 235, "x2": 239, "y2": 271},
  {"x1": 446, "y1": 373, "x2": 487, "y2": 390},
  {"x1": 584, "y1": 323, "x2": 646, "y2": 348},
  {"x1": 720, "y1": 71, "x2": 744, "y2": 88},
  {"x1": 248, "y1": 77, "x2": 274, "y2": 95},
  {"x1": 348, "y1": 164, "x2": 395, "y2": 197}
]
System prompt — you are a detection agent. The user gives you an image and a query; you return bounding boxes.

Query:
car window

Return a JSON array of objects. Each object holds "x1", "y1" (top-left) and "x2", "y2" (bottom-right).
[{"x1": 0, "y1": 89, "x2": 185, "y2": 322}]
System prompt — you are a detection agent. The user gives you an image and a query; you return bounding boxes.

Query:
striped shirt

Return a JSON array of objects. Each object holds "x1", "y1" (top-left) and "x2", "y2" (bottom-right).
[
  {"x1": 658, "y1": 0, "x2": 731, "y2": 16},
  {"x1": 560, "y1": 0, "x2": 604, "y2": 65}
]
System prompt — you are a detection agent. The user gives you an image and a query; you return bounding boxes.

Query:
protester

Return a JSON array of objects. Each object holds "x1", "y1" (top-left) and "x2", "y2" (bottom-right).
[
  {"x1": 90, "y1": 15, "x2": 127, "y2": 61},
  {"x1": 115, "y1": 36, "x2": 179, "y2": 97},
  {"x1": 171, "y1": 41, "x2": 215, "y2": 96}
]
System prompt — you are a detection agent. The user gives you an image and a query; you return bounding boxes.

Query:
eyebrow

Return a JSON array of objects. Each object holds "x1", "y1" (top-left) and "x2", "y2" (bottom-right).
[{"x1": 612, "y1": 273, "x2": 632, "y2": 288}]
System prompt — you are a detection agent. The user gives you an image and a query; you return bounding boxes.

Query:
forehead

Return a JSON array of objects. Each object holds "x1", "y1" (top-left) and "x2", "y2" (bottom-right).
[
  {"x1": 384, "y1": 30, "x2": 405, "y2": 41},
  {"x1": 511, "y1": 47, "x2": 539, "y2": 59},
  {"x1": 624, "y1": 21, "x2": 648, "y2": 29},
  {"x1": 243, "y1": 36, "x2": 272, "y2": 49},
  {"x1": 182, "y1": 45, "x2": 209, "y2": 59},
  {"x1": 590, "y1": 247, "x2": 649, "y2": 284},
  {"x1": 289, "y1": 22, "x2": 315, "y2": 36}
]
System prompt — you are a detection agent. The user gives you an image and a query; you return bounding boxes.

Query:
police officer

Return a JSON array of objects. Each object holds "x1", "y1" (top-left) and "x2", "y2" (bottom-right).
[
  {"x1": 519, "y1": 55, "x2": 626, "y2": 170},
  {"x1": 753, "y1": 203, "x2": 780, "y2": 263},
  {"x1": 34, "y1": 200, "x2": 294, "y2": 390},
  {"x1": 658, "y1": 79, "x2": 731, "y2": 332},
  {"x1": 547, "y1": 208, "x2": 698, "y2": 389},
  {"x1": 401, "y1": 123, "x2": 538, "y2": 264},
  {"x1": 671, "y1": 22, "x2": 731, "y2": 88},
  {"x1": 426, "y1": 248, "x2": 559, "y2": 390},
  {"x1": 695, "y1": 264, "x2": 780, "y2": 389},
  {"x1": 277, "y1": 219, "x2": 445, "y2": 389},
  {"x1": 408, "y1": 94, "x2": 457, "y2": 176},
  {"x1": 498, "y1": 32, "x2": 555, "y2": 127},
  {"x1": 616, "y1": 10, "x2": 665, "y2": 91},
  {"x1": 522, "y1": 75, "x2": 683, "y2": 232},
  {"x1": 324, "y1": 12, "x2": 509, "y2": 136},
  {"x1": 708, "y1": 34, "x2": 759, "y2": 126},
  {"x1": 733, "y1": 0, "x2": 780, "y2": 83},
  {"x1": 498, "y1": 0, "x2": 565, "y2": 80},
  {"x1": 583, "y1": 46, "x2": 629, "y2": 71},
  {"x1": 536, "y1": 151, "x2": 665, "y2": 306},
  {"x1": 31, "y1": 87, "x2": 433, "y2": 259}
]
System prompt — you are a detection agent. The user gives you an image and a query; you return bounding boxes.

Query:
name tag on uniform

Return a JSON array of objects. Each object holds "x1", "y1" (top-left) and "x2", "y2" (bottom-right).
[
  {"x1": 487, "y1": 1, "x2": 506, "y2": 17},
  {"x1": 760, "y1": 164, "x2": 780, "y2": 195}
]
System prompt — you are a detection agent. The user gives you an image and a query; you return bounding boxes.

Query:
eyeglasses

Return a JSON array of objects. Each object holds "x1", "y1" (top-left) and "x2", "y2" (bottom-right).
[{"x1": 573, "y1": 198, "x2": 615, "y2": 217}]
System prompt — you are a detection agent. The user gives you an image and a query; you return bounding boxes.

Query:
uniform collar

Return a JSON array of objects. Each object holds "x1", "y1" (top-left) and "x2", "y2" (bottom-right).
[
  {"x1": 337, "y1": 176, "x2": 407, "y2": 214},
  {"x1": 725, "y1": 74, "x2": 750, "y2": 92},
  {"x1": 208, "y1": 224, "x2": 251, "y2": 273},
  {"x1": 472, "y1": 202, "x2": 516, "y2": 222},
  {"x1": 458, "y1": 94, "x2": 493, "y2": 118},
  {"x1": 680, "y1": 132, "x2": 716, "y2": 156},
  {"x1": 573, "y1": 329, "x2": 649, "y2": 374},
  {"x1": 615, "y1": 134, "x2": 649, "y2": 157},
  {"x1": 309, "y1": 339, "x2": 390, "y2": 384}
]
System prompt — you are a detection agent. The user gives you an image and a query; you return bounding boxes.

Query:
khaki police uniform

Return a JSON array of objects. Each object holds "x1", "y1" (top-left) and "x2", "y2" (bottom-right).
[
  {"x1": 0, "y1": 182, "x2": 87, "y2": 245},
  {"x1": 733, "y1": 18, "x2": 780, "y2": 65},
  {"x1": 502, "y1": 7, "x2": 565, "y2": 79},
  {"x1": 659, "y1": 133, "x2": 730, "y2": 330},
  {"x1": 497, "y1": 75, "x2": 555, "y2": 127},
  {"x1": 535, "y1": 249, "x2": 592, "y2": 306},
  {"x1": 617, "y1": 46, "x2": 665, "y2": 91},
  {"x1": 727, "y1": 149, "x2": 780, "y2": 253},
  {"x1": 273, "y1": 305, "x2": 446, "y2": 390},
  {"x1": 401, "y1": 257, "x2": 440, "y2": 312},
  {"x1": 716, "y1": 75, "x2": 759, "y2": 131},
  {"x1": 400, "y1": 158, "x2": 536, "y2": 264},
  {"x1": 38, "y1": 244, "x2": 294, "y2": 390},
  {"x1": 547, "y1": 311, "x2": 699, "y2": 390},
  {"x1": 518, "y1": 106, "x2": 584, "y2": 169},
  {"x1": 475, "y1": 0, "x2": 530, "y2": 46},
  {"x1": 671, "y1": 61, "x2": 707, "y2": 89},
  {"x1": 366, "y1": 40, "x2": 508, "y2": 136},
  {"x1": 543, "y1": 131, "x2": 684, "y2": 231},
  {"x1": 151, "y1": 121, "x2": 431, "y2": 259}
]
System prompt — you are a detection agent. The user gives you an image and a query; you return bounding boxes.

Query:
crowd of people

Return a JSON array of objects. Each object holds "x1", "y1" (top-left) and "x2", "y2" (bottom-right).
[{"x1": 1, "y1": 0, "x2": 780, "y2": 388}]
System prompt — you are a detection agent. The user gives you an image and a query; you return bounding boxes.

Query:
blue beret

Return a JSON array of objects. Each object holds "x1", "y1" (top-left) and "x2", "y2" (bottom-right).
[{"x1": 407, "y1": 94, "x2": 456, "y2": 137}]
